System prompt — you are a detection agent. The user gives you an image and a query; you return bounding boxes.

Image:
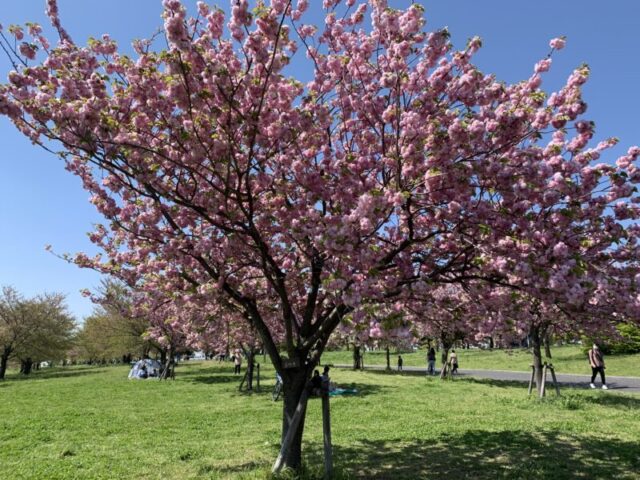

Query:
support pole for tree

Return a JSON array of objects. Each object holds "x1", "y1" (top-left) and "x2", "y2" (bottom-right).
[
  {"x1": 322, "y1": 389, "x2": 333, "y2": 479},
  {"x1": 238, "y1": 369, "x2": 248, "y2": 391},
  {"x1": 528, "y1": 365, "x2": 535, "y2": 396},
  {"x1": 548, "y1": 363, "x2": 560, "y2": 397},
  {"x1": 256, "y1": 363, "x2": 261, "y2": 392},
  {"x1": 540, "y1": 363, "x2": 548, "y2": 398}
]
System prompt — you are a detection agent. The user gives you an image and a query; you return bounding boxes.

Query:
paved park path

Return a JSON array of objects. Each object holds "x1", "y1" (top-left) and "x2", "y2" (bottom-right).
[{"x1": 332, "y1": 364, "x2": 640, "y2": 394}]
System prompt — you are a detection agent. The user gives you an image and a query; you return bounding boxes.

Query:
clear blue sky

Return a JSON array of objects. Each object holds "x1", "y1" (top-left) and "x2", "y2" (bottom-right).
[{"x1": 1, "y1": 1, "x2": 639, "y2": 322}]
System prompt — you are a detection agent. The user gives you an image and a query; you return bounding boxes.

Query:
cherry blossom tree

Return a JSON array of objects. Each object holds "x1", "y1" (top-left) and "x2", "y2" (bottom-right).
[
  {"x1": 2, "y1": 0, "x2": 640, "y2": 471},
  {"x1": 364, "y1": 304, "x2": 414, "y2": 369},
  {"x1": 406, "y1": 284, "x2": 479, "y2": 367}
]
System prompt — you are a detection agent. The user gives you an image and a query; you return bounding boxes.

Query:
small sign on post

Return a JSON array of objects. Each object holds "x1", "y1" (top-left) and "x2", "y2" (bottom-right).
[{"x1": 282, "y1": 357, "x2": 301, "y2": 369}]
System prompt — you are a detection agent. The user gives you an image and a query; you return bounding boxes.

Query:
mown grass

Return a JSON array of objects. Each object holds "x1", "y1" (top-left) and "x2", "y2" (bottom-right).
[
  {"x1": 1, "y1": 361, "x2": 639, "y2": 479},
  {"x1": 321, "y1": 345, "x2": 640, "y2": 377}
]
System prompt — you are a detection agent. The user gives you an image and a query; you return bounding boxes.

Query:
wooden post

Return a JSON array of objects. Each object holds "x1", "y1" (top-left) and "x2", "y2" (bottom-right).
[
  {"x1": 540, "y1": 363, "x2": 548, "y2": 398},
  {"x1": 548, "y1": 363, "x2": 560, "y2": 397},
  {"x1": 528, "y1": 365, "x2": 535, "y2": 396},
  {"x1": 322, "y1": 388, "x2": 333, "y2": 479},
  {"x1": 256, "y1": 363, "x2": 261, "y2": 392},
  {"x1": 238, "y1": 370, "x2": 248, "y2": 391}
]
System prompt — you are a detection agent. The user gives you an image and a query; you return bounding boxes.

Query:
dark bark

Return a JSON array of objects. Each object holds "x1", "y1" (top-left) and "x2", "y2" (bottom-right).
[
  {"x1": 20, "y1": 357, "x2": 33, "y2": 375},
  {"x1": 160, "y1": 349, "x2": 167, "y2": 367},
  {"x1": 488, "y1": 336, "x2": 494, "y2": 349},
  {"x1": 440, "y1": 336, "x2": 453, "y2": 367},
  {"x1": 160, "y1": 347, "x2": 174, "y2": 380},
  {"x1": 353, "y1": 345, "x2": 363, "y2": 370},
  {"x1": 0, "y1": 348, "x2": 10, "y2": 380},
  {"x1": 385, "y1": 346, "x2": 391, "y2": 370},
  {"x1": 530, "y1": 325, "x2": 544, "y2": 395},
  {"x1": 544, "y1": 333, "x2": 552, "y2": 359},
  {"x1": 247, "y1": 349, "x2": 255, "y2": 390},
  {"x1": 440, "y1": 348, "x2": 449, "y2": 366},
  {"x1": 274, "y1": 365, "x2": 312, "y2": 472}
]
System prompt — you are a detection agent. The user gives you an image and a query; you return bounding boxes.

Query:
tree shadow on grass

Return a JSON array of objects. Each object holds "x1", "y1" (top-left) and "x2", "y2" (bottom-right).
[
  {"x1": 582, "y1": 393, "x2": 640, "y2": 410},
  {"x1": 355, "y1": 367, "x2": 429, "y2": 379},
  {"x1": 459, "y1": 376, "x2": 640, "y2": 398},
  {"x1": 458, "y1": 377, "x2": 535, "y2": 390},
  {"x1": 184, "y1": 374, "x2": 240, "y2": 385},
  {"x1": 227, "y1": 382, "x2": 385, "y2": 402},
  {"x1": 5, "y1": 366, "x2": 111, "y2": 382},
  {"x1": 174, "y1": 364, "x2": 231, "y2": 377},
  {"x1": 209, "y1": 460, "x2": 266, "y2": 476},
  {"x1": 310, "y1": 430, "x2": 640, "y2": 479}
]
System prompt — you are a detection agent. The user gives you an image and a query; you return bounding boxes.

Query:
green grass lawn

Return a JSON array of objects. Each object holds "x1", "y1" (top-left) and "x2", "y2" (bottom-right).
[
  {"x1": 1, "y1": 361, "x2": 639, "y2": 479},
  {"x1": 322, "y1": 345, "x2": 640, "y2": 377}
]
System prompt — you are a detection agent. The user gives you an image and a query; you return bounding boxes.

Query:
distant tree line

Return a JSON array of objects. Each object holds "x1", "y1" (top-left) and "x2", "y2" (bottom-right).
[{"x1": 0, "y1": 286, "x2": 74, "y2": 379}]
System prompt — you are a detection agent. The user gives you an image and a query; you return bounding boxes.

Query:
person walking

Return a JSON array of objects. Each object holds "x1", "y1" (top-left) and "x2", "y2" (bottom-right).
[
  {"x1": 233, "y1": 351, "x2": 242, "y2": 375},
  {"x1": 397, "y1": 355, "x2": 403, "y2": 372},
  {"x1": 588, "y1": 344, "x2": 608, "y2": 389},
  {"x1": 427, "y1": 347, "x2": 436, "y2": 376},
  {"x1": 449, "y1": 350, "x2": 459, "y2": 375}
]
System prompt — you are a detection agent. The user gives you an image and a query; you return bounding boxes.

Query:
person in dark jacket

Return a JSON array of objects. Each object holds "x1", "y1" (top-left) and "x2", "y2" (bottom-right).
[{"x1": 427, "y1": 347, "x2": 436, "y2": 375}]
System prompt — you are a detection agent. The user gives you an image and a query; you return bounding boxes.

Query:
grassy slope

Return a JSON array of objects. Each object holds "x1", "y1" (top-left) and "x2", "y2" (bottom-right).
[
  {"x1": 321, "y1": 345, "x2": 640, "y2": 377},
  {"x1": 1, "y1": 362, "x2": 639, "y2": 479}
]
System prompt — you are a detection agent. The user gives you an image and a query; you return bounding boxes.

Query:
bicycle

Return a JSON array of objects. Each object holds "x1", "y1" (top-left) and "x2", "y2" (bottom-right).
[{"x1": 272, "y1": 373, "x2": 283, "y2": 401}]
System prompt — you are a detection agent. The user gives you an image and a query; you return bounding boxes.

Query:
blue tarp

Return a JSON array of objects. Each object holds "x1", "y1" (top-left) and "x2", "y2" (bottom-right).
[{"x1": 128, "y1": 359, "x2": 163, "y2": 379}]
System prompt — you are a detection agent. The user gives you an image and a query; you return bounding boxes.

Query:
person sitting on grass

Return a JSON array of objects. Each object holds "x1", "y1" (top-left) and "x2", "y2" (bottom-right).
[
  {"x1": 308, "y1": 370, "x2": 323, "y2": 396},
  {"x1": 137, "y1": 363, "x2": 148, "y2": 379}
]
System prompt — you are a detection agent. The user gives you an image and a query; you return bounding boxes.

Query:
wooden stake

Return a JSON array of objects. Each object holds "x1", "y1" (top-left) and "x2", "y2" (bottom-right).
[
  {"x1": 548, "y1": 363, "x2": 561, "y2": 397},
  {"x1": 527, "y1": 365, "x2": 535, "y2": 396},
  {"x1": 238, "y1": 370, "x2": 248, "y2": 391},
  {"x1": 540, "y1": 363, "x2": 548, "y2": 398},
  {"x1": 322, "y1": 392, "x2": 333, "y2": 479}
]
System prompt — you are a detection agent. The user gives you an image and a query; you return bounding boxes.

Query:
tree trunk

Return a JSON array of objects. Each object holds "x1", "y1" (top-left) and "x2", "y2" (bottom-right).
[
  {"x1": 385, "y1": 346, "x2": 390, "y2": 370},
  {"x1": 160, "y1": 347, "x2": 174, "y2": 380},
  {"x1": 353, "y1": 345, "x2": 362, "y2": 370},
  {"x1": 20, "y1": 358, "x2": 33, "y2": 375},
  {"x1": 544, "y1": 333, "x2": 552, "y2": 359},
  {"x1": 160, "y1": 349, "x2": 167, "y2": 367},
  {"x1": 440, "y1": 348, "x2": 449, "y2": 367},
  {"x1": 0, "y1": 349, "x2": 10, "y2": 380},
  {"x1": 440, "y1": 336, "x2": 453, "y2": 367},
  {"x1": 273, "y1": 366, "x2": 312, "y2": 473},
  {"x1": 530, "y1": 326, "x2": 544, "y2": 395},
  {"x1": 488, "y1": 336, "x2": 494, "y2": 349},
  {"x1": 247, "y1": 349, "x2": 255, "y2": 391}
]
